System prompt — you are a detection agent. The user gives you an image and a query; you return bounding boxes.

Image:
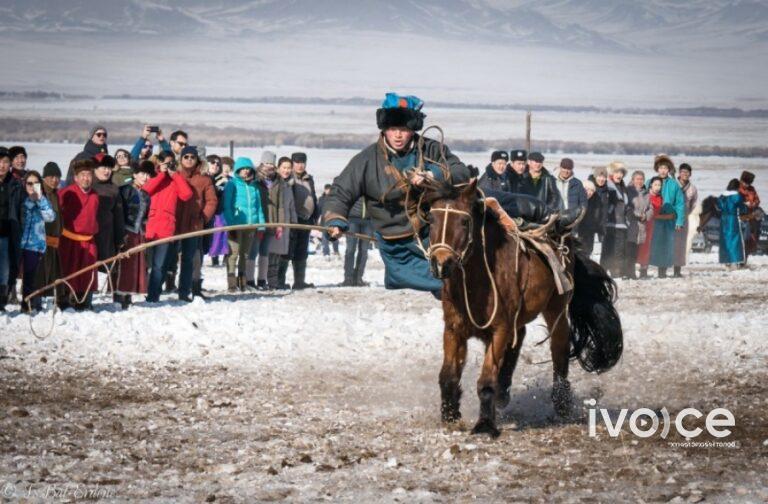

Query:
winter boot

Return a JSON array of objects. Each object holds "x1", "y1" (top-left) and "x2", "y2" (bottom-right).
[
  {"x1": 277, "y1": 259, "x2": 290, "y2": 290},
  {"x1": 245, "y1": 280, "x2": 258, "y2": 291},
  {"x1": 237, "y1": 275, "x2": 247, "y2": 292},
  {"x1": 0, "y1": 285, "x2": 8, "y2": 312},
  {"x1": 658, "y1": 267, "x2": 667, "y2": 279},
  {"x1": 292, "y1": 260, "x2": 314, "y2": 290},
  {"x1": 639, "y1": 267, "x2": 648, "y2": 279},
  {"x1": 192, "y1": 280, "x2": 209, "y2": 300},
  {"x1": 164, "y1": 272, "x2": 177, "y2": 293},
  {"x1": 673, "y1": 266, "x2": 682, "y2": 278},
  {"x1": 257, "y1": 279, "x2": 269, "y2": 291},
  {"x1": 227, "y1": 274, "x2": 238, "y2": 292},
  {"x1": 7, "y1": 283, "x2": 18, "y2": 305}
]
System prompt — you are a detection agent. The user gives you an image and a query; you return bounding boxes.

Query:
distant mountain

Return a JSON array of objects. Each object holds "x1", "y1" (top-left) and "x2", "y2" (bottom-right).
[{"x1": 1, "y1": 0, "x2": 766, "y2": 54}]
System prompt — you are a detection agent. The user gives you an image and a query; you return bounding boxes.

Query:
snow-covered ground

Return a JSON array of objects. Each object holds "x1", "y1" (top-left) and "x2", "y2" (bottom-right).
[{"x1": 1, "y1": 248, "x2": 767, "y2": 501}]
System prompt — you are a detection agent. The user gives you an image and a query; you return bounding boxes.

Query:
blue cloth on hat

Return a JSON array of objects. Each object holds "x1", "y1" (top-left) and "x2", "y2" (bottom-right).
[
  {"x1": 233, "y1": 156, "x2": 254, "y2": 171},
  {"x1": 381, "y1": 93, "x2": 424, "y2": 111}
]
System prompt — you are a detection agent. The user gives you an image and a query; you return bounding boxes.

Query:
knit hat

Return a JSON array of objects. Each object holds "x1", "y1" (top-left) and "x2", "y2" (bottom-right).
[
  {"x1": 42, "y1": 162, "x2": 62, "y2": 178},
  {"x1": 510, "y1": 149, "x2": 527, "y2": 162},
  {"x1": 0, "y1": 148, "x2": 10, "y2": 161},
  {"x1": 134, "y1": 160, "x2": 155, "y2": 176},
  {"x1": 181, "y1": 145, "x2": 199, "y2": 159},
  {"x1": 8, "y1": 146, "x2": 26, "y2": 159},
  {"x1": 89, "y1": 125, "x2": 107, "y2": 139},
  {"x1": 260, "y1": 150, "x2": 276, "y2": 165},
  {"x1": 740, "y1": 170, "x2": 755, "y2": 185},
  {"x1": 607, "y1": 161, "x2": 627, "y2": 175},
  {"x1": 528, "y1": 152, "x2": 545, "y2": 163},
  {"x1": 71, "y1": 159, "x2": 96, "y2": 174},
  {"x1": 376, "y1": 92, "x2": 426, "y2": 131},
  {"x1": 653, "y1": 154, "x2": 675, "y2": 173},
  {"x1": 679, "y1": 163, "x2": 692, "y2": 173},
  {"x1": 234, "y1": 157, "x2": 255, "y2": 173},
  {"x1": 291, "y1": 152, "x2": 307, "y2": 163},
  {"x1": 559, "y1": 158, "x2": 574, "y2": 170},
  {"x1": 592, "y1": 166, "x2": 608, "y2": 178},
  {"x1": 491, "y1": 150, "x2": 509, "y2": 162}
]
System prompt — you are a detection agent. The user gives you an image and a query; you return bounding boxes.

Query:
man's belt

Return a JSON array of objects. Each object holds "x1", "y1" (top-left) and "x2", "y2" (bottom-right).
[
  {"x1": 61, "y1": 228, "x2": 94, "y2": 242},
  {"x1": 45, "y1": 236, "x2": 60, "y2": 248}
]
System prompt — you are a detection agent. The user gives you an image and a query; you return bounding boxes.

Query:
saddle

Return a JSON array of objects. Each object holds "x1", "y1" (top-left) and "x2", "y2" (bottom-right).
[{"x1": 484, "y1": 197, "x2": 577, "y2": 294}]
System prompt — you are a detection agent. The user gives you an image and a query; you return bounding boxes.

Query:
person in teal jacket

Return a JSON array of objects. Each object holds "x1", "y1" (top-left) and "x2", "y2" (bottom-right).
[
  {"x1": 222, "y1": 157, "x2": 265, "y2": 291},
  {"x1": 647, "y1": 155, "x2": 685, "y2": 277},
  {"x1": 717, "y1": 179, "x2": 748, "y2": 268}
]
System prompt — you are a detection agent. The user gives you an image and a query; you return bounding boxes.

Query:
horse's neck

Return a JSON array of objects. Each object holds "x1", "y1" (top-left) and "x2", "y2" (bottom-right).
[{"x1": 464, "y1": 214, "x2": 509, "y2": 275}]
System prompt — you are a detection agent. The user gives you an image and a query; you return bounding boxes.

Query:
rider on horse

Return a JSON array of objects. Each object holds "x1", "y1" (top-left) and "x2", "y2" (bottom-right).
[{"x1": 324, "y1": 92, "x2": 579, "y2": 296}]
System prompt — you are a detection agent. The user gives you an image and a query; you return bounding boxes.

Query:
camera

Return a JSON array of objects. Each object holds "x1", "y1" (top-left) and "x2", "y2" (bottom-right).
[
  {"x1": 148, "y1": 126, "x2": 160, "y2": 133},
  {"x1": 166, "y1": 159, "x2": 177, "y2": 171}
]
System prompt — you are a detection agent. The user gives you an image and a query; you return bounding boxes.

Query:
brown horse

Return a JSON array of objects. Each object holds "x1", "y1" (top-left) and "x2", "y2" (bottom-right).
[{"x1": 421, "y1": 179, "x2": 623, "y2": 437}]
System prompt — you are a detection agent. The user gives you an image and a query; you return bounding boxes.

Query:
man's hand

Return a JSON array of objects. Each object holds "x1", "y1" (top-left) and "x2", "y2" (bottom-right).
[
  {"x1": 141, "y1": 124, "x2": 151, "y2": 140},
  {"x1": 409, "y1": 170, "x2": 434, "y2": 187},
  {"x1": 158, "y1": 162, "x2": 168, "y2": 174},
  {"x1": 328, "y1": 226, "x2": 343, "y2": 239}
]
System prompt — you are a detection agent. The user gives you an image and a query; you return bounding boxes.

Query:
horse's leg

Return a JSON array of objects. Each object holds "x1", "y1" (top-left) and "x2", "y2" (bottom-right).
[
  {"x1": 439, "y1": 326, "x2": 467, "y2": 423},
  {"x1": 472, "y1": 324, "x2": 509, "y2": 438},
  {"x1": 496, "y1": 326, "x2": 526, "y2": 410},
  {"x1": 544, "y1": 300, "x2": 572, "y2": 418}
]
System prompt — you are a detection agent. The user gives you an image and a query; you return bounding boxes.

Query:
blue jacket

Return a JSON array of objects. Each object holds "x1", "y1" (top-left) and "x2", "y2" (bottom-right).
[
  {"x1": 223, "y1": 175, "x2": 265, "y2": 227},
  {"x1": 130, "y1": 137, "x2": 172, "y2": 161},
  {"x1": 555, "y1": 175, "x2": 588, "y2": 211},
  {"x1": 20, "y1": 195, "x2": 56, "y2": 253}
]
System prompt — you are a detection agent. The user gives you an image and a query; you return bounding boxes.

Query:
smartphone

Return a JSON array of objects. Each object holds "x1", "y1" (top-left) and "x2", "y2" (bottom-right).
[
  {"x1": 148, "y1": 126, "x2": 160, "y2": 133},
  {"x1": 33, "y1": 183, "x2": 42, "y2": 197}
]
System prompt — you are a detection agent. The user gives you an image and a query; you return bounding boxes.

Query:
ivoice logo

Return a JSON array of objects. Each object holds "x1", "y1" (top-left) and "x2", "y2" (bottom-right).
[{"x1": 585, "y1": 399, "x2": 735, "y2": 439}]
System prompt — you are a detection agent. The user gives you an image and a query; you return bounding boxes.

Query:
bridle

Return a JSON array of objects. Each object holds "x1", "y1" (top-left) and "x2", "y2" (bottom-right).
[{"x1": 424, "y1": 203, "x2": 474, "y2": 263}]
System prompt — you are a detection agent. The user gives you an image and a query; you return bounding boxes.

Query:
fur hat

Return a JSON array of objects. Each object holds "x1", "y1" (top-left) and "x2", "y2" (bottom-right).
[
  {"x1": 8, "y1": 146, "x2": 26, "y2": 160},
  {"x1": 376, "y1": 93, "x2": 426, "y2": 131},
  {"x1": 607, "y1": 161, "x2": 627, "y2": 175},
  {"x1": 592, "y1": 166, "x2": 608, "y2": 178},
  {"x1": 71, "y1": 159, "x2": 96, "y2": 175},
  {"x1": 510, "y1": 149, "x2": 527, "y2": 162},
  {"x1": 42, "y1": 162, "x2": 62, "y2": 178},
  {"x1": 740, "y1": 170, "x2": 755, "y2": 185},
  {"x1": 653, "y1": 154, "x2": 675, "y2": 173},
  {"x1": 134, "y1": 160, "x2": 155, "y2": 176},
  {"x1": 491, "y1": 150, "x2": 508, "y2": 162},
  {"x1": 93, "y1": 153, "x2": 116, "y2": 169},
  {"x1": 291, "y1": 152, "x2": 307, "y2": 163}
]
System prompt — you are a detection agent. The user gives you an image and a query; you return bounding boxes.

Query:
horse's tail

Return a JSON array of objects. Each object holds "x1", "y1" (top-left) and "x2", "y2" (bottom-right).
[{"x1": 568, "y1": 251, "x2": 623, "y2": 373}]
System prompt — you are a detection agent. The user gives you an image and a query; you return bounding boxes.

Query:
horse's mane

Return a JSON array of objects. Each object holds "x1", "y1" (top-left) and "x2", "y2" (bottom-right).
[{"x1": 420, "y1": 178, "x2": 463, "y2": 205}]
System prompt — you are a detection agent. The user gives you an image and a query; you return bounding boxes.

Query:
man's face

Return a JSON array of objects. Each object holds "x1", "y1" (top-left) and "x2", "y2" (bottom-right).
[
  {"x1": 75, "y1": 170, "x2": 93, "y2": 190},
  {"x1": 511, "y1": 160, "x2": 526, "y2": 175},
  {"x1": 384, "y1": 127, "x2": 414, "y2": 151},
  {"x1": 278, "y1": 161, "x2": 293, "y2": 179},
  {"x1": 181, "y1": 153, "x2": 198, "y2": 170},
  {"x1": 679, "y1": 169, "x2": 691, "y2": 183},
  {"x1": 558, "y1": 167, "x2": 573, "y2": 180},
  {"x1": 92, "y1": 129, "x2": 107, "y2": 146},
  {"x1": 12, "y1": 154, "x2": 26, "y2": 170},
  {"x1": 43, "y1": 175, "x2": 60, "y2": 191},
  {"x1": 95, "y1": 166, "x2": 111, "y2": 182},
  {"x1": 293, "y1": 162, "x2": 306, "y2": 175},
  {"x1": 657, "y1": 165, "x2": 670, "y2": 179},
  {"x1": 528, "y1": 160, "x2": 543, "y2": 175},
  {"x1": 0, "y1": 157, "x2": 10, "y2": 178},
  {"x1": 611, "y1": 171, "x2": 624, "y2": 184},
  {"x1": 632, "y1": 174, "x2": 645, "y2": 190},
  {"x1": 491, "y1": 159, "x2": 507, "y2": 175},
  {"x1": 171, "y1": 135, "x2": 188, "y2": 155}
]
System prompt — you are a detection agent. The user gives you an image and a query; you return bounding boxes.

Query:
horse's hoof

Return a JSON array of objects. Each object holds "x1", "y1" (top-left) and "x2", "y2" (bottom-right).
[
  {"x1": 471, "y1": 418, "x2": 501, "y2": 438},
  {"x1": 552, "y1": 381, "x2": 573, "y2": 418},
  {"x1": 441, "y1": 410, "x2": 462, "y2": 423}
]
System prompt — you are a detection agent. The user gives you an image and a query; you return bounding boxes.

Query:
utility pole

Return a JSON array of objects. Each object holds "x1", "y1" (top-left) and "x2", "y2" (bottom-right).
[
  {"x1": 525, "y1": 110, "x2": 532, "y2": 153},
  {"x1": 229, "y1": 140, "x2": 234, "y2": 159}
]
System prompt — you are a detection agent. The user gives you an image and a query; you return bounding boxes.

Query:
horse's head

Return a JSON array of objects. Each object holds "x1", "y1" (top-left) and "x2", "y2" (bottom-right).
[{"x1": 422, "y1": 178, "x2": 482, "y2": 279}]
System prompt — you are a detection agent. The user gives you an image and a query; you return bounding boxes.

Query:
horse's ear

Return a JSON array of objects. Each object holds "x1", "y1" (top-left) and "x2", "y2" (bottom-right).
[{"x1": 461, "y1": 178, "x2": 478, "y2": 198}]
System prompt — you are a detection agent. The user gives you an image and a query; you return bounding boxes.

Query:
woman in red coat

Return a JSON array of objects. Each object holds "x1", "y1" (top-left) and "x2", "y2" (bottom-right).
[
  {"x1": 144, "y1": 152, "x2": 193, "y2": 302},
  {"x1": 637, "y1": 176, "x2": 675, "y2": 278},
  {"x1": 58, "y1": 159, "x2": 100, "y2": 310}
]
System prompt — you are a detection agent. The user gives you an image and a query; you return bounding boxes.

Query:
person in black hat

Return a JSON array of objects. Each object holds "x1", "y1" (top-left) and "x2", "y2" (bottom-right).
[
  {"x1": 37, "y1": 162, "x2": 64, "y2": 306},
  {"x1": 0, "y1": 149, "x2": 23, "y2": 311},
  {"x1": 478, "y1": 150, "x2": 511, "y2": 193},
  {"x1": 284, "y1": 151, "x2": 319, "y2": 289},
  {"x1": 67, "y1": 125, "x2": 109, "y2": 185},
  {"x1": 507, "y1": 149, "x2": 528, "y2": 193},
  {"x1": 520, "y1": 151, "x2": 562, "y2": 210}
]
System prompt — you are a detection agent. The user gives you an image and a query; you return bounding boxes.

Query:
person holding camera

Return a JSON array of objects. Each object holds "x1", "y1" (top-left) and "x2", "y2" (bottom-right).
[
  {"x1": 143, "y1": 152, "x2": 193, "y2": 303},
  {"x1": 19, "y1": 170, "x2": 56, "y2": 312},
  {"x1": 130, "y1": 125, "x2": 171, "y2": 164}
]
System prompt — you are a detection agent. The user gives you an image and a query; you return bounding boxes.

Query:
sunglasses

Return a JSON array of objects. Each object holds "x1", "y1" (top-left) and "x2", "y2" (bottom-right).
[
  {"x1": 182, "y1": 154, "x2": 197, "y2": 160},
  {"x1": 95, "y1": 132, "x2": 107, "y2": 138},
  {"x1": 26, "y1": 181, "x2": 39, "y2": 186},
  {"x1": 142, "y1": 144, "x2": 152, "y2": 150},
  {"x1": 175, "y1": 141, "x2": 188, "y2": 147},
  {"x1": 211, "y1": 160, "x2": 221, "y2": 165}
]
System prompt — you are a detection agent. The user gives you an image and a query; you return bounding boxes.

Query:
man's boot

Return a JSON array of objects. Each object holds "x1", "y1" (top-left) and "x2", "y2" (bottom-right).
[
  {"x1": 277, "y1": 259, "x2": 290, "y2": 290},
  {"x1": 164, "y1": 272, "x2": 177, "y2": 293},
  {"x1": 292, "y1": 260, "x2": 314, "y2": 290},
  {"x1": 673, "y1": 266, "x2": 682, "y2": 278},
  {"x1": 639, "y1": 267, "x2": 648, "y2": 279},
  {"x1": 237, "y1": 275, "x2": 247, "y2": 292},
  {"x1": 658, "y1": 267, "x2": 667, "y2": 279},
  {"x1": 227, "y1": 274, "x2": 238, "y2": 292},
  {"x1": 192, "y1": 279, "x2": 209, "y2": 300},
  {"x1": 257, "y1": 279, "x2": 269, "y2": 291},
  {"x1": 0, "y1": 285, "x2": 10, "y2": 312}
]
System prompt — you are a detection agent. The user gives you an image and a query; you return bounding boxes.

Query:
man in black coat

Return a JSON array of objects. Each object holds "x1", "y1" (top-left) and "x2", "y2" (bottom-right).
[
  {"x1": 520, "y1": 152, "x2": 562, "y2": 210},
  {"x1": 478, "y1": 150, "x2": 511, "y2": 192},
  {"x1": 0, "y1": 148, "x2": 23, "y2": 310},
  {"x1": 66, "y1": 125, "x2": 109, "y2": 185}
]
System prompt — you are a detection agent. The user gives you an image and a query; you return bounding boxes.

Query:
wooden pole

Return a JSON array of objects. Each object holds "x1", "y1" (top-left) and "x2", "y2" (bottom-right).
[
  {"x1": 229, "y1": 140, "x2": 234, "y2": 159},
  {"x1": 525, "y1": 110, "x2": 532, "y2": 153}
]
